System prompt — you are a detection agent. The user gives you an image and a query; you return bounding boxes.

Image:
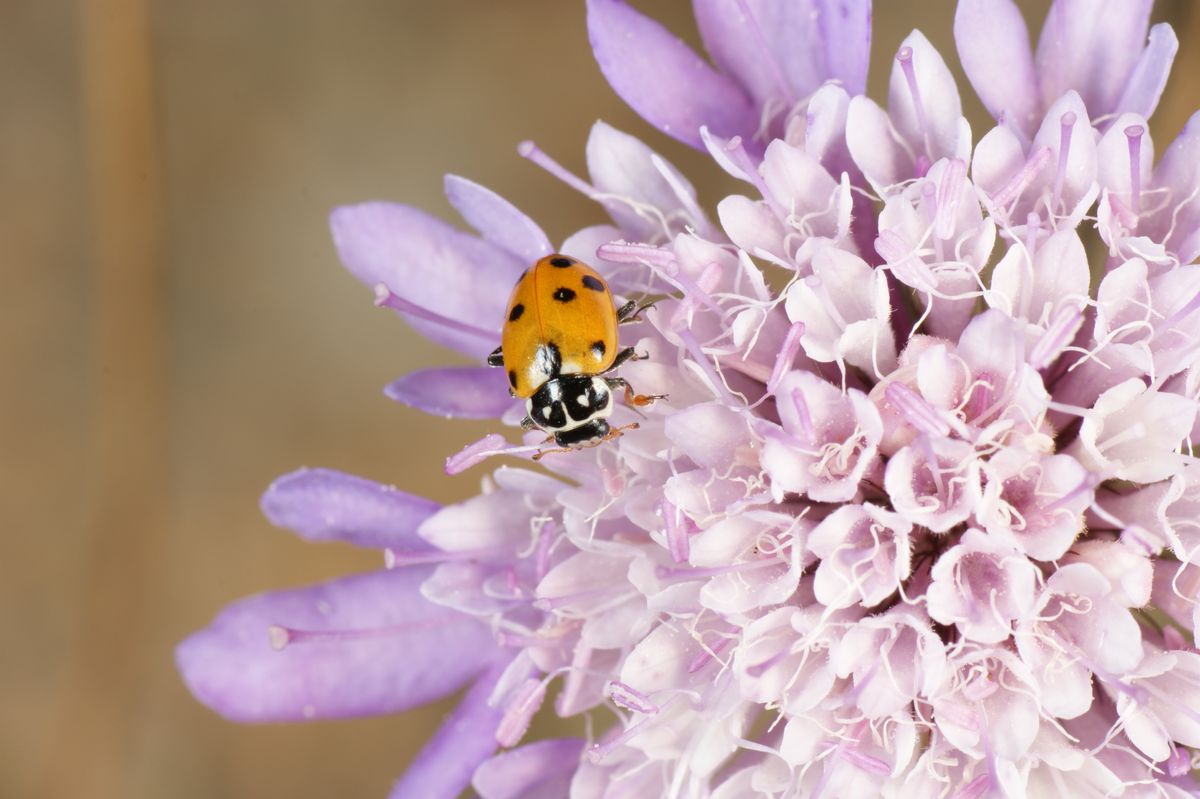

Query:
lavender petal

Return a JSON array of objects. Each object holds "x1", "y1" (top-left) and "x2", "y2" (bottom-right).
[
  {"x1": 444, "y1": 174, "x2": 553, "y2": 264},
  {"x1": 1114, "y1": 23, "x2": 1179, "y2": 121},
  {"x1": 586, "y1": 0, "x2": 756, "y2": 150},
  {"x1": 261, "y1": 467, "x2": 440, "y2": 550},
  {"x1": 387, "y1": 657, "x2": 512, "y2": 799},
  {"x1": 1035, "y1": 0, "x2": 1152, "y2": 117},
  {"x1": 384, "y1": 366, "x2": 519, "y2": 419},
  {"x1": 329, "y1": 202, "x2": 522, "y2": 357},
  {"x1": 815, "y1": 0, "x2": 872, "y2": 98},
  {"x1": 472, "y1": 738, "x2": 587, "y2": 799},
  {"x1": 176, "y1": 568, "x2": 495, "y2": 722},
  {"x1": 954, "y1": 0, "x2": 1039, "y2": 133},
  {"x1": 692, "y1": 0, "x2": 870, "y2": 104}
]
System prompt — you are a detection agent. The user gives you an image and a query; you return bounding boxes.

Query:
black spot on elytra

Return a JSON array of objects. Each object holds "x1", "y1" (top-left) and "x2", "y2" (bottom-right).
[
  {"x1": 553, "y1": 287, "x2": 577, "y2": 303},
  {"x1": 550, "y1": 256, "x2": 574, "y2": 268},
  {"x1": 508, "y1": 303, "x2": 525, "y2": 322},
  {"x1": 591, "y1": 340, "x2": 606, "y2": 359},
  {"x1": 581, "y1": 275, "x2": 605, "y2": 292},
  {"x1": 507, "y1": 370, "x2": 518, "y2": 388}
]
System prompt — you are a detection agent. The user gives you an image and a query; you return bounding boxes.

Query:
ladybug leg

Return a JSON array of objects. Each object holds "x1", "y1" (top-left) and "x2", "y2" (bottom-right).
[
  {"x1": 486, "y1": 346, "x2": 504, "y2": 367},
  {"x1": 603, "y1": 346, "x2": 643, "y2": 374},
  {"x1": 532, "y1": 422, "x2": 640, "y2": 460},
  {"x1": 519, "y1": 415, "x2": 538, "y2": 431},
  {"x1": 616, "y1": 299, "x2": 656, "y2": 325},
  {"x1": 605, "y1": 376, "x2": 667, "y2": 408}
]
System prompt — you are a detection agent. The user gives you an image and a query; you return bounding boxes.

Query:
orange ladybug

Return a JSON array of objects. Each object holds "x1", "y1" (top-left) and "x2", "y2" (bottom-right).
[{"x1": 487, "y1": 253, "x2": 663, "y2": 453}]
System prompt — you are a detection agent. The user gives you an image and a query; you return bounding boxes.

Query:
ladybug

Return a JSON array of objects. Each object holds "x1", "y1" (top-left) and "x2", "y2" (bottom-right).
[{"x1": 487, "y1": 253, "x2": 664, "y2": 454}]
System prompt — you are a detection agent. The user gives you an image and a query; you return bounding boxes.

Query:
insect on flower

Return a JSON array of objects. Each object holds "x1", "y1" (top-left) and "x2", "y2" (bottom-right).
[{"x1": 486, "y1": 253, "x2": 664, "y2": 457}]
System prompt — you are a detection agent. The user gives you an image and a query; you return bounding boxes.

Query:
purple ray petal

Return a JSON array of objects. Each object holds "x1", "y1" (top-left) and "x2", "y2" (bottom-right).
[
  {"x1": 1036, "y1": 0, "x2": 1152, "y2": 117},
  {"x1": 261, "y1": 467, "x2": 440, "y2": 550},
  {"x1": 586, "y1": 121, "x2": 702, "y2": 241},
  {"x1": 473, "y1": 738, "x2": 586, "y2": 799},
  {"x1": 384, "y1": 366, "x2": 520, "y2": 419},
  {"x1": 954, "y1": 0, "x2": 1038, "y2": 134},
  {"x1": 329, "y1": 203, "x2": 523, "y2": 357},
  {"x1": 1114, "y1": 23, "x2": 1178, "y2": 121},
  {"x1": 444, "y1": 175, "x2": 552, "y2": 265},
  {"x1": 176, "y1": 567, "x2": 495, "y2": 723},
  {"x1": 587, "y1": 0, "x2": 756, "y2": 150},
  {"x1": 816, "y1": 0, "x2": 872, "y2": 98},
  {"x1": 692, "y1": 1, "x2": 870, "y2": 105},
  {"x1": 388, "y1": 657, "x2": 514, "y2": 799}
]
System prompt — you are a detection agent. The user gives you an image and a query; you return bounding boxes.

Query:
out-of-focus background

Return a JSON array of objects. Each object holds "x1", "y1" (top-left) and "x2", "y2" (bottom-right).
[{"x1": 5, "y1": 1, "x2": 1198, "y2": 797}]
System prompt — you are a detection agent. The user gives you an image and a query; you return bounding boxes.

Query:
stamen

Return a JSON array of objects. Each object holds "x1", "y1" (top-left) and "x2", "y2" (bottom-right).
[
  {"x1": 1167, "y1": 745, "x2": 1191, "y2": 777},
  {"x1": 384, "y1": 546, "x2": 500, "y2": 568},
  {"x1": 534, "y1": 521, "x2": 555, "y2": 581},
  {"x1": 606, "y1": 680, "x2": 659, "y2": 714},
  {"x1": 896, "y1": 46, "x2": 932, "y2": 170},
  {"x1": 444, "y1": 433, "x2": 543, "y2": 475},
  {"x1": 767, "y1": 322, "x2": 806, "y2": 395},
  {"x1": 597, "y1": 242, "x2": 725, "y2": 315},
  {"x1": 1024, "y1": 211, "x2": 1041, "y2": 257},
  {"x1": 687, "y1": 636, "x2": 732, "y2": 673},
  {"x1": 266, "y1": 615, "x2": 462, "y2": 651},
  {"x1": 662, "y1": 497, "x2": 693, "y2": 563},
  {"x1": 789, "y1": 387, "x2": 817, "y2": 441},
  {"x1": 655, "y1": 557, "x2": 781, "y2": 584},
  {"x1": 951, "y1": 774, "x2": 993, "y2": 799},
  {"x1": 920, "y1": 181, "x2": 945, "y2": 261},
  {"x1": 373, "y1": 283, "x2": 496, "y2": 343},
  {"x1": 1040, "y1": 473, "x2": 1098, "y2": 513},
  {"x1": 991, "y1": 146, "x2": 1052, "y2": 209},
  {"x1": 517, "y1": 140, "x2": 599, "y2": 197},
  {"x1": 587, "y1": 711, "x2": 658, "y2": 763},
  {"x1": 885, "y1": 382, "x2": 951, "y2": 437},
  {"x1": 935, "y1": 158, "x2": 967, "y2": 240},
  {"x1": 1052, "y1": 112, "x2": 1077, "y2": 211},
  {"x1": 1125, "y1": 124, "x2": 1145, "y2": 219},
  {"x1": 723, "y1": 135, "x2": 786, "y2": 217},
  {"x1": 495, "y1": 676, "x2": 547, "y2": 747},
  {"x1": 677, "y1": 327, "x2": 740, "y2": 406},
  {"x1": 839, "y1": 747, "x2": 891, "y2": 775},
  {"x1": 534, "y1": 583, "x2": 627, "y2": 611}
]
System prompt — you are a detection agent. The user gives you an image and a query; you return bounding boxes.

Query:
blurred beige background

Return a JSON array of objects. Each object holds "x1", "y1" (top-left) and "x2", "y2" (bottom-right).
[{"x1": 4, "y1": 1, "x2": 1198, "y2": 798}]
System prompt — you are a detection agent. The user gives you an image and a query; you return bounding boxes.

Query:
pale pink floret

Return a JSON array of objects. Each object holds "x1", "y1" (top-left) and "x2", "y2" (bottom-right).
[
  {"x1": 976, "y1": 447, "x2": 1091, "y2": 561},
  {"x1": 807, "y1": 503, "x2": 912, "y2": 609},
  {"x1": 884, "y1": 437, "x2": 981, "y2": 533},
  {"x1": 1015, "y1": 563, "x2": 1143, "y2": 720},
  {"x1": 1067, "y1": 378, "x2": 1197, "y2": 484},
  {"x1": 761, "y1": 370, "x2": 883, "y2": 503},
  {"x1": 784, "y1": 244, "x2": 897, "y2": 376},
  {"x1": 926, "y1": 528, "x2": 1038, "y2": 643}
]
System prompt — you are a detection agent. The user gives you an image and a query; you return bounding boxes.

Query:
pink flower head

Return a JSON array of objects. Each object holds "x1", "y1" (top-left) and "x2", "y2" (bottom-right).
[{"x1": 177, "y1": 2, "x2": 1200, "y2": 796}]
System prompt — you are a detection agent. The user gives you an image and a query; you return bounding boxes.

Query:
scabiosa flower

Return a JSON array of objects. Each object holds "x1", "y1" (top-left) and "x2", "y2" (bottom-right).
[{"x1": 178, "y1": 1, "x2": 1200, "y2": 796}]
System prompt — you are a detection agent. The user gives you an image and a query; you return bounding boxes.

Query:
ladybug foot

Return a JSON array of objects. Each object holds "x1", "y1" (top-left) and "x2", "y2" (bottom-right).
[
  {"x1": 531, "y1": 422, "x2": 640, "y2": 460},
  {"x1": 605, "y1": 376, "x2": 666, "y2": 408}
]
